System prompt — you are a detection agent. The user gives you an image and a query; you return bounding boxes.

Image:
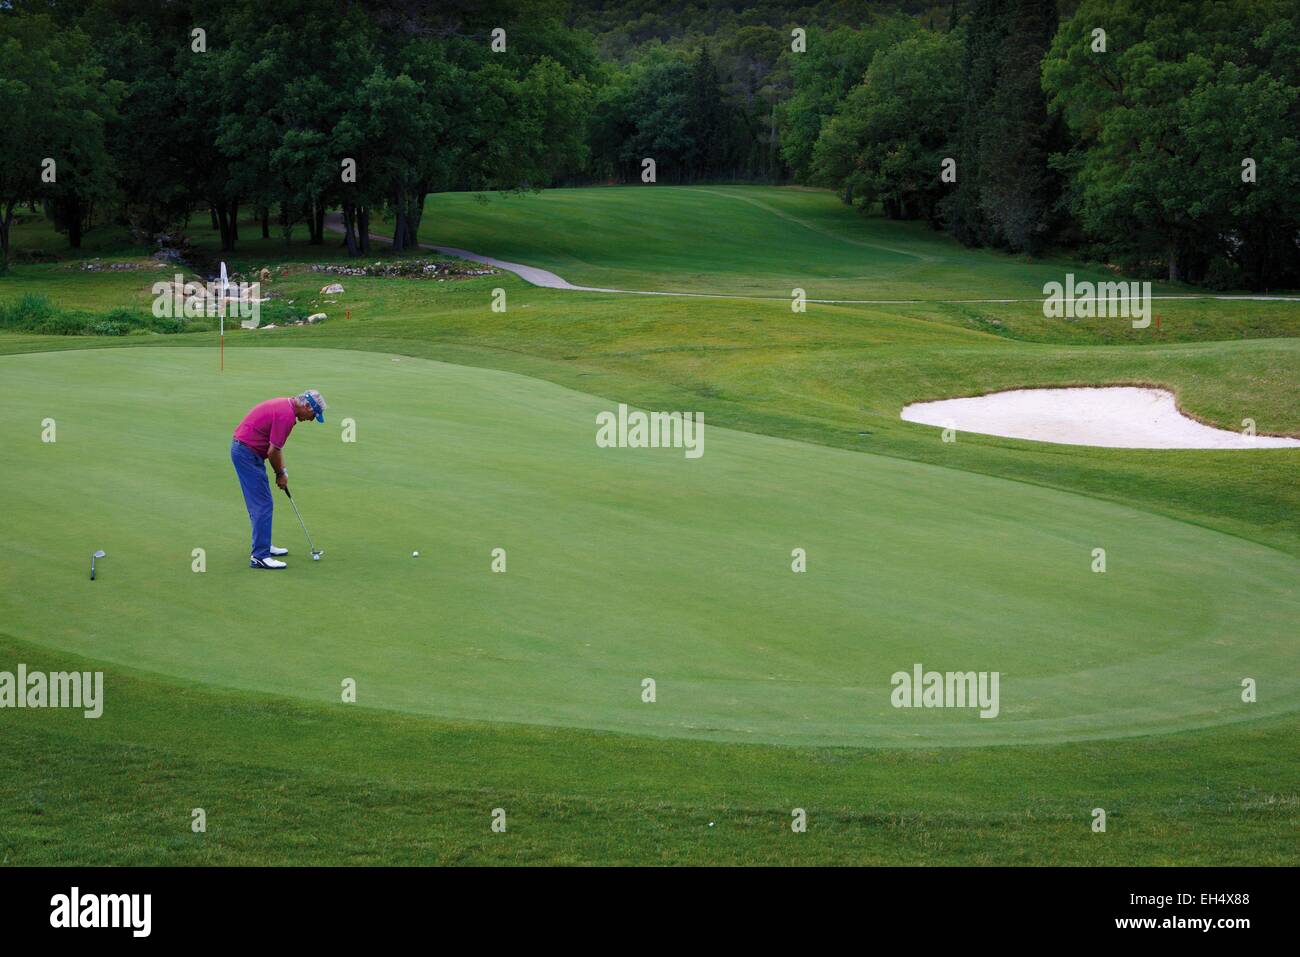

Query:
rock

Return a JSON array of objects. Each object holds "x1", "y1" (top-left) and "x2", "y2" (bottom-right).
[
  {"x1": 306, "y1": 313, "x2": 327, "y2": 323},
  {"x1": 79, "y1": 259, "x2": 138, "y2": 271},
  {"x1": 321, "y1": 282, "x2": 344, "y2": 295},
  {"x1": 309, "y1": 259, "x2": 496, "y2": 280}
]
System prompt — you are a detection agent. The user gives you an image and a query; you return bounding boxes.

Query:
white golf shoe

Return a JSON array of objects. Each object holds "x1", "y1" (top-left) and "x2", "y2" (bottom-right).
[
  {"x1": 269, "y1": 545, "x2": 289, "y2": 556},
  {"x1": 249, "y1": 556, "x2": 287, "y2": 569}
]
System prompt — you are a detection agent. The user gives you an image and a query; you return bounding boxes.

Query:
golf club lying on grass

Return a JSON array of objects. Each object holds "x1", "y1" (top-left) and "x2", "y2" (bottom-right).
[
  {"x1": 282, "y1": 485, "x2": 323, "y2": 560},
  {"x1": 90, "y1": 549, "x2": 105, "y2": 580}
]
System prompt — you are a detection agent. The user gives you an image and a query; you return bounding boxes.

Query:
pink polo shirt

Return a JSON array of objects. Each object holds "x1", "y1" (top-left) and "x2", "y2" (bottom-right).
[{"x1": 233, "y1": 397, "x2": 298, "y2": 459}]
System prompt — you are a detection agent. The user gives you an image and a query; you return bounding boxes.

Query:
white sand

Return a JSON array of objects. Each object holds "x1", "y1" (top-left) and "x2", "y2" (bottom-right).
[{"x1": 901, "y1": 387, "x2": 1300, "y2": 449}]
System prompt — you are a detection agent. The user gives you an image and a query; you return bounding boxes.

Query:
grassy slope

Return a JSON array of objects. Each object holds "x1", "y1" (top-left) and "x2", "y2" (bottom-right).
[
  {"x1": 415, "y1": 185, "x2": 1297, "y2": 303},
  {"x1": 0, "y1": 186, "x2": 1296, "y2": 864},
  {"x1": 415, "y1": 185, "x2": 1134, "y2": 299}
]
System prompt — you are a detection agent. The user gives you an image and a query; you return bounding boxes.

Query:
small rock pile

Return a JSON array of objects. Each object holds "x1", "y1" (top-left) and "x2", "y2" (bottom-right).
[
  {"x1": 263, "y1": 312, "x2": 326, "y2": 331},
  {"x1": 78, "y1": 259, "x2": 142, "y2": 271},
  {"x1": 310, "y1": 259, "x2": 496, "y2": 279}
]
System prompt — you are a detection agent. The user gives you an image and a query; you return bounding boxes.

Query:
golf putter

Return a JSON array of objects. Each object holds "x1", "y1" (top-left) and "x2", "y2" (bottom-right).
[
  {"x1": 90, "y1": 549, "x2": 106, "y2": 580},
  {"x1": 283, "y1": 486, "x2": 323, "y2": 560}
]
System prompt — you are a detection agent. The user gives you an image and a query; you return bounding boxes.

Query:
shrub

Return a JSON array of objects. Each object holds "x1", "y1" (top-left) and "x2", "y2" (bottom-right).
[
  {"x1": 30, "y1": 311, "x2": 91, "y2": 336},
  {"x1": 102, "y1": 308, "x2": 145, "y2": 329},
  {"x1": 1203, "y1": 257, "x2": 1244, "y2": 291},
  {"x1": 0, "y1": 294, "x2": 191, "y2": 336},
  {"x1": 147, "y1": 313, "x2": 186, "y2": 334},
  {"x1": 0, "y1": 293, "x2": 58, "y2": 330}
]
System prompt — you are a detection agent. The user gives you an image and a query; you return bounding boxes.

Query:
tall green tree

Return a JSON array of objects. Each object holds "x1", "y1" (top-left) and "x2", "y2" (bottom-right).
[
  {"x1": 976, "y1": 0, "x2": 1059, "y2": 252},
  {"x1": 949, "y1": 0, "x2": 1060, "y2": 253},
  {"x1": 1043, "y1": 0, "x2": 1300, "y2": 285},
  {"x1": 719, "y1": 24, "x2": 785, "y2": 179},
  {"x1": 685, "y1": 44, "x2": 732, "y2": 178},
  {"x1": 93, "y1": 6, "x2": 192, "y2": 239},
  {"x1": 369, "y1": 39, "x2": 458, "y2": 253},
  {"x1": 777, "y1": 20, "x2": 917, "y2": 181},
  {"x1": 811, "y1": 30, "x2": 963, "y2": 224},
  {"x1": 0, "y1": 15, "x2": 120, "y2": 264},
  {"x1": 587, "y1": 53, "x2": 694, "y2": 182}
]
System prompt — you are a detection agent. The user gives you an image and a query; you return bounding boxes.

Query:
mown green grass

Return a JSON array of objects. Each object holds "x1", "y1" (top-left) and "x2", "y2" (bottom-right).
[
  {"x1": 2, "y1": 633, "x2": 1294, "y2": 866},
  {"x1": 410, "y1": 185, "x2": 1299, "y2": 306},
  {"x1": 416, "y1": 184, "x2": 1125, "y2": 300},
  {"x1": 0, "y1": 186, "x2": 1295, "y2": 865},
  {"x1": 3, "y1": 347, "x2": 1293, "y2": 749},
  {"x1": 6, "y1": 266, "x2": 1292, "y2": 551}
]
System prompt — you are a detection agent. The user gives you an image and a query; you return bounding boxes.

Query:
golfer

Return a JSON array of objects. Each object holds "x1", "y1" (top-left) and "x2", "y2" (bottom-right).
[{"x1": 231, "y1": 390, "x2": 326, "y2": 569}]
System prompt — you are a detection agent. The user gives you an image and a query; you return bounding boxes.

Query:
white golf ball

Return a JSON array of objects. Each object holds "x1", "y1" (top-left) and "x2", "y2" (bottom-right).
[
  {"x1": 412, "y1": 551, "x2": 419, "y2": 557},
  {"x1": 313, "y1": 554, "x2": 320, "y2": 561}
]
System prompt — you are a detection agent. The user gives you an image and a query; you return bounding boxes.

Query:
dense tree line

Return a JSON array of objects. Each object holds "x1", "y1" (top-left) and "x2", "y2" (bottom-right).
[
  {"x1": 1, "y1": 0, "x2": 595, "y2": 262},
  {"x1": 577, "y1": 0, "x2": 1298, "y2": 286},
  {"x1": 1043, "y1": 0, "x2": 1300, "y2": 286},
  {"x1": 2, "y1": 0, "x2": 1296, "y2": 287},
  {"x1": 797, "y1": 0, "x2": 1298, "y2": 285}
]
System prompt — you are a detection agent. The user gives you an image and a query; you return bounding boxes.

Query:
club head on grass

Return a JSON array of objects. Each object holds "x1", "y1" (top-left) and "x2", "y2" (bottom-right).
[{"x1": 90, "y1": 549, "x2": 105, "y2": 580}]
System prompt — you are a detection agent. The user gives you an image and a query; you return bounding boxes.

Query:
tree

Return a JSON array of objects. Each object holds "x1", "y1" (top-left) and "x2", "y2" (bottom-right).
[
  {"x1": 587, "y1": 52, "x2": 694, "y2": 182},
  {"x1": 777, "y1": 20, "x2": 917, "y2": 181},
  {"x1": 0, "y1": 15, "x2": 120, "y2": 264},
  {"x1": 1043, "y1": 0, "x2": 1300, "y2": 285},
  {"x1": 685, "y1": 44, "x2": 733, "y2": 179},
  {"x1": 175, "y1": 36, "x2": 243, "y2": 251},
  {"x1": 719, "y1": 24, "x2": 785, "y2": 179},
  {"x1": 350, "y1": 42, "x2": 455, "y2": 254},
  {"x1": 949, "y1": 0, "x2": 1060, "y2": 253},
  {"x1": 811, "y1": 30, "x2": 963, "y2": 224},
  {"x1": 95, "y1": 8, "x2": 192, "y2": 239}
]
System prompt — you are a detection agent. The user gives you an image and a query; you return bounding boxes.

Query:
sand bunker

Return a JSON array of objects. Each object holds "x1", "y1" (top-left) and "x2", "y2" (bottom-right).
[{"x1": 901, "y1": 387, "x2": 1300, "y2": 449}]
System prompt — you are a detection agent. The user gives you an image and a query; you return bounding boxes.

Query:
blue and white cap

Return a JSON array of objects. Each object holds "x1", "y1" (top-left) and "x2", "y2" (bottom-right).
[{"x1": 299, "y1": 389, "x2": 327, "y2": 423}]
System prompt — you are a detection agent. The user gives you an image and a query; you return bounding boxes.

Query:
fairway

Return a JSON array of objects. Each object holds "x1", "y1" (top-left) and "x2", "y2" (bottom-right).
[
  {"x1": 418, "y1": 186, "x2": 1177, "y2": 301},
  {"x1": 2, "y1": 347, "x2": 1294, "y2": 748}
]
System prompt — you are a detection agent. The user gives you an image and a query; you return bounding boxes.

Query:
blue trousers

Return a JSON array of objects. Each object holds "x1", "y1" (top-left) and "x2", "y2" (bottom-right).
[{"x1": 231, "y1": 439, "x2": 273, "y2": 558}]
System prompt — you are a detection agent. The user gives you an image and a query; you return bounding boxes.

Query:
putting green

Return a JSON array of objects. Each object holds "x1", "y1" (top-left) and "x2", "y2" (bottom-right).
[{"x1": 1, "y1": 347, "x2": 1295, "y2": 747}]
